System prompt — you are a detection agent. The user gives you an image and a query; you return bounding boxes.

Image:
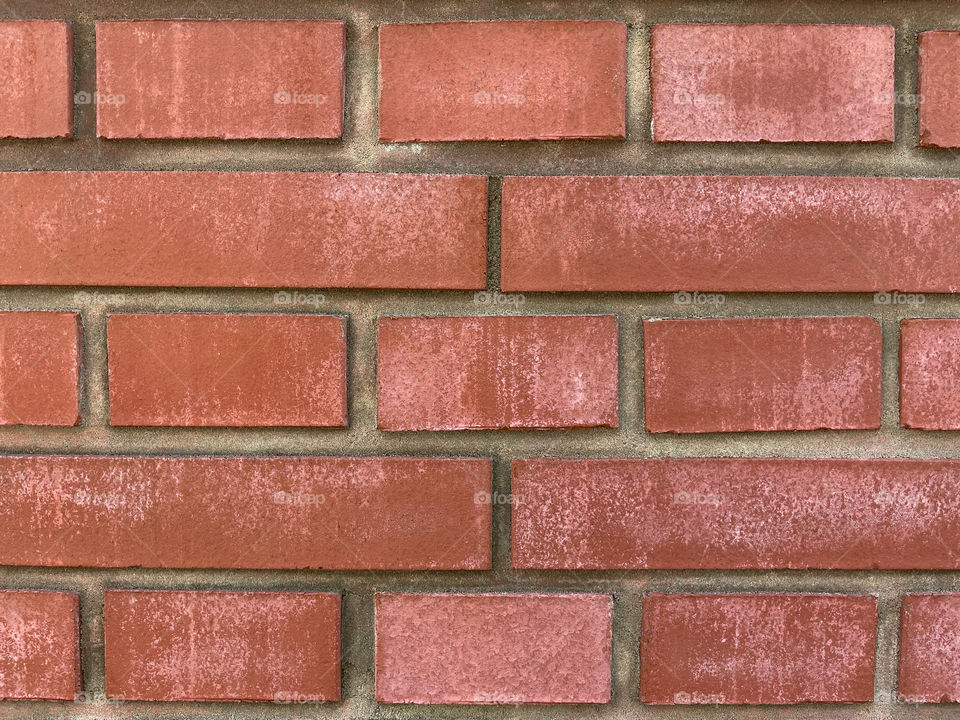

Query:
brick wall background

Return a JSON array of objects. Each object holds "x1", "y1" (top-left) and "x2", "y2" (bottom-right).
[{"x1": 4, "y1": 0, "x2": 960, "y2": 718}]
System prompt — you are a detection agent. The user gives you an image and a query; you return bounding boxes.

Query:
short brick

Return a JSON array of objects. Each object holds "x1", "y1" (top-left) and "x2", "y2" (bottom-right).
[
  {"x1": 105, "y1": 590, "x2": 340, "y2": 702},
  {"x1": 0, "y1": 312, "x2": 80, "y2": 426},
  {"x1": 919, "y1": 31, "x2": 960, "y2": 147},
  {"x1": 0, "y1": 591, "x2": 81, "y2": 701},
  {"x1": 0, "y1": 21, "x2": 72, "y2": 138},
  {"x1": 501, "y1": 175, "x2": 960, "y2": 292},
  {"x1": 651, "y1": 24, "x2": 894, "y2": 142},
  {"x1": 0, "y1": 172, "x2": 487, "y2": 289},
  {"x1": 377, "y1": 315, "x2": 618, "y2": 430},
  {"x1": 512, "y1": 458, "x2": 960, "y2": 569},
  {"x1": 379, "y1": 21, "x2": 626, "y2": 141},
  {"x1": 96, "y1": 20, "x2": 345, "y2": 139},
  {"x1": 376, "y1": 593, "x2": 611, "y2": 704},
  {"x1": 900, "y1": 318, "x2": 960, "y2": 429},
  {"x1": 640, "y1": 594, "x2": 877, "y2": 705},
  {"x1": 643, "y1": 317, "x2": 882, "y2": 432},
  {"x1": 898, "y1": 594, "x2": 960, "y2": 703},
  {"x1": 108, "y1": 313, "x2": 347, "y2": 427},
  {"x1": 0, "y1": 455, "x2": 490, "y2": 569}
]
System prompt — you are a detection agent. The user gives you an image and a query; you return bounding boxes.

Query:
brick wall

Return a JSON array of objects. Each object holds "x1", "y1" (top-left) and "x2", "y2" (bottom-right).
[{"x1": 3, "y1": 0, "x2": 960, "y2": 718}]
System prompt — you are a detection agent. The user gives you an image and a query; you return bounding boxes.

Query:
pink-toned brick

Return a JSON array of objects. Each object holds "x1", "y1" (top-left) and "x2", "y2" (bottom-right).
[
  {"x1": 899, "y1": 594, "x2": 960, "y2": 703},
  {"x1": 900, "y1": 318, "x2": 960, "y2": 429},
  {"x1": 0, "y1": 21, "x2": 72, "y2": 137},
  {"x1": 919, "y1": 31, "x2": 960, "y2": 148}
]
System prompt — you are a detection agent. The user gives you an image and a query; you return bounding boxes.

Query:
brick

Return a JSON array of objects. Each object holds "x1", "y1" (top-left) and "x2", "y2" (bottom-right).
[
  {"x1": 0, "y1": 172, "x2": 486, "y2": 289},
  {"x1": 900, "y1": 318, "x2": 960, "y2": 429},
  {"x1": 0, "y1": 591, "x2": 80, "y2": 700},
  {"x1": 96, "y1": 20, "x2": 344, "y2": 139},
  {"x1": 640, "y1": 594, "x2": 876, "y2": 704},
  {"x1": 512, "y1": 458, "x2": 960, "y2": 569},
  {"x1": 377, "y1": 315, "x2": 618, "y2": 430},
  {"x1": 919, "y1": 32, "x2": 960, "y2": 148},
  {"x1": 643, "y1": 317, "x2": 882, "y2": 432},
  {"x1": 378, "y1": 21, "x2": 626, "y2": 141},
  {"x1": 108, "y1": 313, "x2": 346, "y2": 427},
  {"x1": 0, "y1": 455, "x2": 490, "y2": 570},
  {"x1": 0, "y1": 21, "x2": 72, "y2": 138},
  {"x1": 898, "y1": 594, "x2": 960, "y2": 703},
  {"x1": 651, "y1": 24, "x2": 894, "y2": 142},
  {"x1": 501, "y1": 175, "x2": 960, "y2": 292},
  {"x1": 0, "y1": 312, "x2": 80, "y2": 426},
  {"x1": 105, "y1": 590, "x2": 340, "y2": 702},
  {"x1": 376, "y1": 593, "x2": 611, "y2": 704}
]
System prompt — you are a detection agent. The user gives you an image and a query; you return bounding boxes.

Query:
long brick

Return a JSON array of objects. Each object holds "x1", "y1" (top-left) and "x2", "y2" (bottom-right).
[
  {"x1": 512, "y1": 458, "x2": 960, "y2": 569},
  {"x1": 643, "y1": 317, "x2": 882, "y2": 432},
  {"x1": 105, "y1": 590, "x2": 340, "y2": 702},
  {"x1": 377, "y1": 315, "x2": 618, "y2": 430},
  {"x1": 640, "y1": 594, "x2": 876, "y2": 704},
  {"x1": 0, "y1": 21, "x2": 72, "y2": 138},
  {"x1": 108, "y1": 313, "x2": 346, "y2": 427},
  {"x1": 376, "y1": 593, "x2": 611, "y2": 704},
  {"x1": 0, "y1": 312, "x2": 80, "y2": 426},
  {"x1": 651, "y1": 24, "x2": 894, "y2": 142},
  {"x1": 96, "y1": 20, "x2": 345, "y2": 139},
  {"x1": 898, "y1": 594, "x2": 960, "y2": 703},
  {"x1": 0, "y1": 591, "x2": 80, "y2": 700},
  {"x1": 900, "y1": 318, "x2": 960, "y2": 429},
  {"x1": 0, "y1": 172, "x2": 486, "y2": 288},
  {"x1": 919, "y1": 32, "x2": 960, "y2": 148},
  {"x1": 0, "y1": 456, "x2": 490, "y2": 569},
  {"x1": 500, "y1": 175, "x2": 960, "y2": 292},
  {"x1": 378, "y1": 21, "x2": 626, "y2": 141}
]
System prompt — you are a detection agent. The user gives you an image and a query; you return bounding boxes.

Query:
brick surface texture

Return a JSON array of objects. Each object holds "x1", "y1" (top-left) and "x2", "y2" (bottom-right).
[{"x1": 0, "y1": 1, "x2": 958, "y2": 719}]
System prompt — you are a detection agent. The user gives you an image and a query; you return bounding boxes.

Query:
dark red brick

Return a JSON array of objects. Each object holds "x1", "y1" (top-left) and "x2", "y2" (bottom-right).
[
  {"x1": 919, "y1": 31, "x2": 960, "y2": 148},
  {"x1": 651, "y1": 23, "x2": 894, "y2": 142},
  {"x1": 898, "y1": 594, "x2": 960, "y2": 703},
  {"x1": 377, "y1": 315, "x2": 618, "y2": 430},
  {"x1": 376, "y1": 593, "x2": 611, "y2": 704},
  {"x1": 900, "y1": 318, "x2": 960, "y2": 429},
  {"x1": 0, "y1": 21, "x2": 72, "y2": 138},
  {"x1": 0, "y1": 455, "x2": 490, "y2": 570}
]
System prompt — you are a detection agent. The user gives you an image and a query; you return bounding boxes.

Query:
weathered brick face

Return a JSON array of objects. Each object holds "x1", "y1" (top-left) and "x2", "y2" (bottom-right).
[{"x1": 1, "y1": 0, "x2": 959, "y2": 717}]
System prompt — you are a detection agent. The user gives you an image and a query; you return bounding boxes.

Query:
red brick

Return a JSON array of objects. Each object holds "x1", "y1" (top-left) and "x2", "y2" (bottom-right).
[
  {"x1": 377, "y1": 315, "x2": 618, "y2": 430},
  {"x1": 900, "y1": 318, "x2": 960, "y2": 429},
  {"x1": 651, "y1": 24, "x2": 894, "y2": 142},
  {"x1": 501, "y1": 175, "x2": 960, "y2": 292},
  {"x1": 0, "y1": 591, "x2": 80, "y2": 700},
  {"x1": 0, "y1": 312, "x2": 80, "y2": 426},
  {"x1": 0, "y1": 172, "x2": 486, "y2": 289},
  {"x1": 378, "y1": 21, "x2": 626, "y2": 141},
  {"x1": 898, "y1": 594, "x2": 960, "y2": 703},
  {"x1": 512, "y1": 458, "x2": 960, "y2": 569},
  {"x1": 108, "y1": 313, "x2": 346, "y2": 427},
  {"x1": 0, "y1": 21, "x2": 72, "y2": 138},
  {"x1": 640, "y1": 594, "x2": 876, "y2": 705},
  {"x1": 919, "y1": 32, "x2": 960, "y2": 148},
  {"x1": 643, "y1": 317, "x2": 882, "y2": 432},
  {"x1": 96, "y1": 20, "x2": 344, "y2": 139},
  {"x1": 105, "y1": 590, "x2": 340, "y2": 702},
  {"x1": 376, "y1": 593, "x2": 611, "y2": 704},
  {"x1": 0, "y1": 455, "x2": 490, "y2": 569}
]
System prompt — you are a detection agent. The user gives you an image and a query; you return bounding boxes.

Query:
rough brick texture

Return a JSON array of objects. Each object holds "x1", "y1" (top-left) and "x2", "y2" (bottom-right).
[
  {"x1": 898, "y1": 594, "x2": 960, "y2": 703},
  {"x1": 375, "y1": 593, "x2": 611, "y2": 704},
  {"x1": 379, "y1": 21, "x2": 626, "y2": 141},
  {"x1": 501, "y1": 175, "x2": 960, "y2": 292},
  {"x1": 0, "y1": 312, "x2": 80, "y2": 426},
  {"x1": 640, "y1": 594, "x2": 877, "y2": 705},
  {"x1": 0, "y1": 591, "x2": 80, "y2": 700},
  {"x1": 643, "y1": 317, "x2": 882, "y2": 432},
  {"x1": 0, "y1": 172, "x2": 487, "y2": 288},
  {"x1": 512, "y1": 458, "x2": 960, "y2": 569},
  {"x1": 107, "y1": 313, "x2": 347, "y2": 427},
  {"x1": 0, "y1": 21, "x2": 72, "y2": 138},
  {"x1": 919, "y1": 31, "x2": 960, "y2": 148},
  {"x1": 96, "y1": 20, "x2": 345, "y2": 139},
  {"x1": 0, "y1": 455, "x2": 491, "y2": 569},
  {"x1": 105, "y1": 590, "x2": 340, "y2": 702},
  {"x1": 900, "y1": 318, "x2": 960, "y2": 430},
  {"x1": 377, "y1": 315, "x2": 618, "y2": 430},
  {"x1": 651, "y1": 24, "x2": 894, "y2": 142}
]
